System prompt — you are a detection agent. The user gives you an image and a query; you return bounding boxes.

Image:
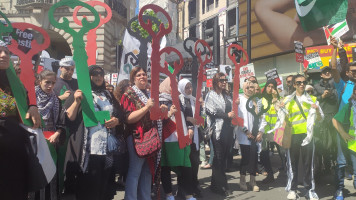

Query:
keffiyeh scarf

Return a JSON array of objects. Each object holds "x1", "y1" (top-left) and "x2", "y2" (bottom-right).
[
  {"x1": 204, "y1": 90, "x2": 226, "y2": 140},
  {"x1": 35, "y1": 85, "x2": 59, "y2": 127},
  {"x1": 271, "y1": 91, "x2": 324, "y2": 146}
]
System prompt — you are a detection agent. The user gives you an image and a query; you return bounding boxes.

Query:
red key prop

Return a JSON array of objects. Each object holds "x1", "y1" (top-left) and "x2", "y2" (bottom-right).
[
  {"x1": 138, "y1": 4, "x2": 172, "y2": 121},
  {"x1": 138, "y1": 4, "x2": 190, "y2": 148},
  {"x1": 7, "y1": 23, "x2": 50, "y2": 106},
  {"x1": 227, "y1": 44, "x2": 249, "y2": 127},
  {"x1": 194, "y1": 39, "x2": 212, "y2": 126},
  {"x1": 73, "y1": 1, "x2": 112, "y2": 66}
]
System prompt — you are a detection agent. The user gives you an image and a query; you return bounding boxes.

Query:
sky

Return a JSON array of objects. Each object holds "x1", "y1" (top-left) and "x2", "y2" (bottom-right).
[{"x1": 135, "y1": 0, "x2": 139, "y2": 15}]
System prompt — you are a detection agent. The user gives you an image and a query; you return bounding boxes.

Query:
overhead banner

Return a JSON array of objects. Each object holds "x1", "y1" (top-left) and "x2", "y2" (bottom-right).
[{"x1": 239, "y1": 63, "x2": 255, "y2": 87}]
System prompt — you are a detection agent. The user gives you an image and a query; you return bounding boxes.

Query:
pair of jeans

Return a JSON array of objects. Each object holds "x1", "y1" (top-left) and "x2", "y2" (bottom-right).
[
  {"x1": 124, "y1": 136, "x2": 152, "y2": 200},
  {"x1": 286, "y1": 134, "x2": 315, "y2": 192},
  {"x1": 335, "y1": 133, "x2": 356, "y2": 190}
]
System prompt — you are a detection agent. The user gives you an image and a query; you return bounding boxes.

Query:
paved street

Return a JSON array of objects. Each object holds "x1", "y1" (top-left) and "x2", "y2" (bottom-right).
[{"x1": 113, "y1": 151, "x2": 356, "y2": 200}]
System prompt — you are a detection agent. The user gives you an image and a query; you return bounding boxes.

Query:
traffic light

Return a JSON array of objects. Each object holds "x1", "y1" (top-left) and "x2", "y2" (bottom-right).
[
  {"x1": 231, "y1": 41, "x2": 243, "y2": 63},
  {"x1": 204, "y1": 16, "x2": 220, "y2": 66}
]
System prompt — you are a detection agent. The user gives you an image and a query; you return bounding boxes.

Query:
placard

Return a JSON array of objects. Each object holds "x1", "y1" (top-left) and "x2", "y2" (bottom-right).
[
  {"x1": 219, "y1": 65, "x2": 232, "y2": 83},
  {"x1": 206, "y1": 68, "x2": 218, "y2": 87},
  {"x1": 239, "y1": 63, "x2": 255, "y2": 87},
  {"x1": 304, "y1": 52, "x2": 323, "y2": 69}
]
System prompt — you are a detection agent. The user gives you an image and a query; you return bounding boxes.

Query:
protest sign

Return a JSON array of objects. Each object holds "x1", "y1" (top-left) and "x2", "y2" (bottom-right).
[
  {"x1": 111, "y1": 73, "x2": 118, "y2": 86},
  {"x1": 265, "y1": 68, "x2": 282, "y2": 86},
  {"x1": 206, "y1": 68, "x2": 218, "y2": 87},
  {"x1": 304, "y1": 52, "x2": 323, "y2": 69},
  {"x1": 294, "y1": 41, "x2": 304, "y2": 63},
  {"x1": 239, "y1": 63, "x2": 255, "y2": 87},
  {"x1": 305, "y1": 43, "x2": 356, "y2": 68},
  {"x1": 219, "y1": 65, "x2": 232, "y2": 82}
]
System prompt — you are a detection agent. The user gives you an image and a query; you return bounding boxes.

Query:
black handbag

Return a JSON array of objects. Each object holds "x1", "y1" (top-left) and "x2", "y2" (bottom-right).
[{"x1": 203, "y1": 122, "x2": 215, "y2": 142}]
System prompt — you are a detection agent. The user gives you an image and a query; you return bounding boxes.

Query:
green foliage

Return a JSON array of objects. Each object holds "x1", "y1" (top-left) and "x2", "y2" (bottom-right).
[{"x1": 130, "y1": 10, "x2": 168, "y2": 39}]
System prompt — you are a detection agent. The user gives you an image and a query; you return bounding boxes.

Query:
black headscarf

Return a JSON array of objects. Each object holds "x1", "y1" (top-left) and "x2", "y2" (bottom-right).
[
  {"x1": 262, "y1": 79, "x2": 279, "y2": 102},
  {"x1": 89, "y1": 65, "x2": 106, "y2": 93}
]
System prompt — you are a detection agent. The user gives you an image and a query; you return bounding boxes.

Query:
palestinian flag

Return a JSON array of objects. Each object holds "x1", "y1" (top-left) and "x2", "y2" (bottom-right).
[
  {"x1": 323, "y1": 20, "x2": 349, "y2": 45},
  {"x1": 296, "y1": 0, "x2": 348, "y2": 32}
]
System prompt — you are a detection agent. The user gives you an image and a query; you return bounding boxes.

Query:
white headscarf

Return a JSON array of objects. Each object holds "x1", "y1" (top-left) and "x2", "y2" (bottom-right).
[{"x1": 178, "y1": 78, "x2": 199, "y2": 148}]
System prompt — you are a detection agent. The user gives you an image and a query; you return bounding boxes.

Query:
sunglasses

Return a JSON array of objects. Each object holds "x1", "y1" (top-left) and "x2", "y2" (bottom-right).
[
  {"x1": 250, "y1": 80, "x2": 257, "y2": 83},
  {"x1": 91, "y1": 70, "x2": 104, "y2": 77},
  {"x1": 219, "y1": 79, "x2": 228, "y2": 82},
  {"x1": 306, "y1": 90, "x2": 313, "y2": 94},
  {"x1": 295, "y1": 81, "x2": 307, "y2": 86}
]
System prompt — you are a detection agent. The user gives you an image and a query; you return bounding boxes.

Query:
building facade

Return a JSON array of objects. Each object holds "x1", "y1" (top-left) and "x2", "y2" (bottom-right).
[{"x1": 0, "y1": 0, "x2": 133, "y2": 73}]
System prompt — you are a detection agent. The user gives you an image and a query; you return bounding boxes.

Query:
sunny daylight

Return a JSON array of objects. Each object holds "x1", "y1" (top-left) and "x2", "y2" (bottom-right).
[{"x1": 1, "y1": 0, "x2": 356, "y2": 200}]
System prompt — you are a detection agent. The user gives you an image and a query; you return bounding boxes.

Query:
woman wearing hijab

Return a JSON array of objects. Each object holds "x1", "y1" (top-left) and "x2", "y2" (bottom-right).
[
  {"x1": 64, "y1": 65, "x2": 123, "y2": 200},
  {"x1": 0, "y1": 41, "x2": 41, "y2": 199},
  {"x1": 237, "y1": 81, "x2": 261, "y2": 192},
  {"x1": 204, "y1": 72, "x2": 235, "y2": 196},
  {"x1": 178, "y1": 78, "x2": 202, "y2": 198},
  {"x1": 159, "y1": 77, "x2": 196, "y2": 200},
  {"x1": 33, "y1": 70, "x2": 66, "y2": 200},
  {"x1": 258, "y1": 79, "x2": 280, "y2": 184}
]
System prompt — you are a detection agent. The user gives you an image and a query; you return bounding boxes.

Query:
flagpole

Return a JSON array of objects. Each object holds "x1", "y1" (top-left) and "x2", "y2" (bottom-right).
[{"x1": 300, "y1": 63, "x2": 302, "y2": 74}]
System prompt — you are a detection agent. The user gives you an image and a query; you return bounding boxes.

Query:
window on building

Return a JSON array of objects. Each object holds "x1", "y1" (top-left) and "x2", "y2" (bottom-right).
[
  {"x1": 189, "y1": 0, "x2": 196, "y2": 21},
  {"x1": 202, "y1": 0, "x2": 205, "y2": 14},
  {"x1": 189, "y1": 25, "x2": 196, "y2": 38},
  {"x1": 227, "y1": 8, "x2": 237, "y2": 37},
  {"x1": 215, "y1": 0, "x2": 219, "y2": 8},
  {"x1": 206, "y1": 0, "x2": 214, "y2": 12}
]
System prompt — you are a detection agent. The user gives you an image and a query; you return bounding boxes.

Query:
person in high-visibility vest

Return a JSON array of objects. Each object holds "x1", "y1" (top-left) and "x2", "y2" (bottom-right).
[
  {"x1": 332, "y1": 84, "x2": 356, "y2": 194},
  {"x1": 283, "y1": 74, "x2": 323, "y2": 200},
  {"x1": 258, "y1": 79, "x2": 280, "y2": 184}
]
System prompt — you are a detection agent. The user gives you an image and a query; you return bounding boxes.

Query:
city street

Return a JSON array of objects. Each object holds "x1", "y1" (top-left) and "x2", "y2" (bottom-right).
[{"x1": 113, "y1": 151, "x2": 356, "y2": 200}]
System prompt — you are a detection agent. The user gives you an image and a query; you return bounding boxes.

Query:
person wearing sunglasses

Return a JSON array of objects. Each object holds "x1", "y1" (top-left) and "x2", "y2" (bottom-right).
[
  {"x1": 53, "y1": 57, "x2": 78, "y2": 102},
  {"x1": 281, "y1": 74, "x2": 323, "y2": 200},
  {"x1": 330, "y1": 35, "x2": 356, "y2": 200},
  {"x1": 313, "y1": 66, "x2": 339, "y2": 182},
  {"x1": 204, "y1": 72, "x2": 235, "y2": 196}
]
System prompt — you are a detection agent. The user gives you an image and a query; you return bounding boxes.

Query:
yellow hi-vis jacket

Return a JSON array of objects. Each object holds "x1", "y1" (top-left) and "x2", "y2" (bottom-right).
[
  {"x1": 262, "y1": 98, "x2": 278, "y2": 133},
  {"x1": 285, "y1": 95, "x2": 317, "y2": 134},
  {"x1": 348, "y1": 109, "x2": 356, "y2": 152}
]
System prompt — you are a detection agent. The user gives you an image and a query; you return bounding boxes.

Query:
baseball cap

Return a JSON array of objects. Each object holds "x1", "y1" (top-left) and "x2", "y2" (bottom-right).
[
  {"x1": 59, "y1": 57, "x2": 75, "y2": 67},
  {"x1": 321, "y1": 66, "x2": 331, "y2": 74}
]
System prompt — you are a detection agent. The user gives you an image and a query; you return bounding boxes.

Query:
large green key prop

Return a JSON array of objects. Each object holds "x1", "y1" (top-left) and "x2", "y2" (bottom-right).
[
  {"x1": 49, "y1": 0, "x2": 109, "y2": 127},
  {"x1": 0, "y1": 11, "x2": 32, "y2": 126}
]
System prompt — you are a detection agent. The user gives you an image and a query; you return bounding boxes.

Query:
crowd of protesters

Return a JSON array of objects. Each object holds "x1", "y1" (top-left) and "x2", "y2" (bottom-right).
[{"x1": 2, "y1": 32, "x2": 356, "y2": 200}]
